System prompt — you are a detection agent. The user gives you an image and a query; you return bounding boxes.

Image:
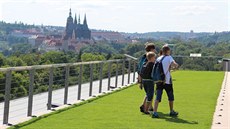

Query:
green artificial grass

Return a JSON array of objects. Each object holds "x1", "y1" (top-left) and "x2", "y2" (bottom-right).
[{"x1": 10, "y1": 71, "x2": 224, "y2": 129}]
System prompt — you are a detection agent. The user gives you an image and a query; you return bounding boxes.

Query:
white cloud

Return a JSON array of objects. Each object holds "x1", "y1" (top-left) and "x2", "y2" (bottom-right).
[
  {"x1": 54, "y1": 0, "x2": 110, "y2": 14},
  {"x1": 173, "y1": 5, "x2": 216, "y2": 16}
]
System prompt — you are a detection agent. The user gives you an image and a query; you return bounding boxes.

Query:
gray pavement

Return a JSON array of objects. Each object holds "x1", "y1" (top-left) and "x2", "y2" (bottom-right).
[
  {"x1": 212, "y1": 72, "x2": 230, "y2": 129},
  {"x1": 0, "y1": 73, "x2": 137, "y2": 128}
]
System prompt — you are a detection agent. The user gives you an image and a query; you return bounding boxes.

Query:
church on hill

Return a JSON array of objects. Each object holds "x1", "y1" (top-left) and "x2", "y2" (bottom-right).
[{"x1": 64, "y1": 8, "x2": 91, "y2": 40}]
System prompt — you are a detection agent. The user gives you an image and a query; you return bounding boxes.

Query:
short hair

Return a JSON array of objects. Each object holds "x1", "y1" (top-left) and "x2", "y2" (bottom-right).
[
  {"x1": 162, "y1": 45, "x2": 170, "y2": 54},
  {"x1": 146, "y1": 52, "x2": 156, "y2": 60},
  {"x1": 145, "y1": 42, "x2": 155, "y2": 52},
  {"x1": 159, "y1": 50, "x2": 163, "y2": 56}
]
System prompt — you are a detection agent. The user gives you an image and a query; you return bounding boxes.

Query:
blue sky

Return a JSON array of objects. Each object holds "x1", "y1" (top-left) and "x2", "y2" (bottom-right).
[{"x1": 0, "y1": 0, "x2": 229, "y2": 33}]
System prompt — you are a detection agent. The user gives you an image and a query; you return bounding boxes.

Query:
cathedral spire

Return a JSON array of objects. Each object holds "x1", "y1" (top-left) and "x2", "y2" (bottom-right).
[
  {"x1": 83, "y1": 14, "x2": 87, "y2": 25},
  {"x1": 69, "y1": 8, "x2": 72, "y2": 16},
  {"x1": 74, "y1": 13, "x2": 77, "y2": 24},
  {"x1": 78, "y1": 14, "x2": 81, "y2": 24}
]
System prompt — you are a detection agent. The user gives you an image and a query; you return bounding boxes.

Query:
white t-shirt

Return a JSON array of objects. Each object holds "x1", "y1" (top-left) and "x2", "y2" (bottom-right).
[{"x1": 156, "y1": 55, "x2": 174, "y2": 84}]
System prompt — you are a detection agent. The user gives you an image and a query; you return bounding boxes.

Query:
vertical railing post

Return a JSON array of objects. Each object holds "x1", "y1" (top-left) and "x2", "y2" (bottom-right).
[
  {"x1": 3, "y1": 70, "x2": 12, "y2": 124},
  {"x1": 77, "y1": 64, "x2": 82, "y2": 100},
  {"x1": 128, "y1": 60, "x2": 131, "y2": 84},
  {"x1": 99, "y1": 62, "x2": 103, "y2": 93},
  {"x1": 64, "y1": 65, "x2": 70, "y2": 104},
  {"x1": 223, "y1": 61, "x2": 225, "y2": 71},
  {"x1": 227, "y1": 60, "x2": 230, "y2": 72},
  {"x1": 107, "y1": 61, "x2": 111, "y2": 90},
  {"x1": 226, "y1": 61, "x2": 228, "y2": 71},
  {"x1": 115, "y1": 60, "x2": 118, "y2": 88},
  {"x1": 122, "y1": 59, "x2": 125, "y2": 86},
  {"x1": 133, "y1": 61, "x2": 136, "y2": 82},
  {"x1": 89, "y1": 64, "x2": 93, "y2": 96},
  {"x1": 47, "y1": 67, "x2": 53, "y2": 110},
  {"x1": 27, "y1": 69, "x2": 35, "y2": 117}
]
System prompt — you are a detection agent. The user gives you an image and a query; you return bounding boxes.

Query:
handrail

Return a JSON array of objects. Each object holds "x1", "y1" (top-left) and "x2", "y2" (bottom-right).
[
  {"x1": 0, "y1": 59, "x2": 130, "y2": 72},
  {"x1": 173, "y1": 55, "x2": 223, "y2": 58},
  {"x1": 124, "y1": 54, "x2": 138, "y2": 60},
  {"x1": 223, "y1": 58, "x2": 230, "y2": 61}
]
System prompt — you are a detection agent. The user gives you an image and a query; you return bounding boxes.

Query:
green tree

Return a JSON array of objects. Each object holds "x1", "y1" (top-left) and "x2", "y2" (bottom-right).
[
  {"x1": 40, "y1": 51, "x2": 69, "y2": 64},
  {"x1": 124, "y1": 43, "x2": 144, "y2": 56},
  {"x1": 0, "y1": 54, "x2": 6, "y2": 67},
  {"x1": 81, "y1": 53, "x2": 106, "y2": 62}
]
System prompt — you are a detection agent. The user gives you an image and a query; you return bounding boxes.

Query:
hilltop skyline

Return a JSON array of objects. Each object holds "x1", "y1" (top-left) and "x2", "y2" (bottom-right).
[{"x1": 0, "y1": 0, "x2": 229, "y2": 33}]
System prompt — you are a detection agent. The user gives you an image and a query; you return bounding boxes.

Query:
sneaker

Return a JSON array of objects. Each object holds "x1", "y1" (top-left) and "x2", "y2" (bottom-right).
[
  {"x1": 169, "y1": 110, "x2": 178, "y2": 117},
  {"x1": 140, "y1": 105, "x2": 144, "y2": 113},
  {"x1": 152, "y1": 112, "x2": 159, "y2": 118},
  {"x1": 149, "y1": 108, "x2": 154, "y2": 112},
  {"x1": 144, "y1": 111, "x2": 150, "y2": 115}
]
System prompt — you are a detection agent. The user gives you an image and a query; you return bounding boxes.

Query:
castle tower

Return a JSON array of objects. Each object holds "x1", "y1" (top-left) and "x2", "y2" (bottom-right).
[{"x1": 64, "y1": 8, "x2": 74, "y2": 40}]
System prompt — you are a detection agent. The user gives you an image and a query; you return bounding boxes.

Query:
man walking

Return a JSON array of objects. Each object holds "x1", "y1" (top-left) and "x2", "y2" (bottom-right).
[{"x1": 152, "y1": 45, "x2": 179, "y2": 118}]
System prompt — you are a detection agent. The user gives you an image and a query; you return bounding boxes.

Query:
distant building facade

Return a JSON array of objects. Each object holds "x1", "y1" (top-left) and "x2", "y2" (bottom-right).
[
  {"x1": 64, "y1": 8, "x2": 91, "y2": 40},
  {"x1": 91, "y1": 31, "x2": 130, "y2": 43}
]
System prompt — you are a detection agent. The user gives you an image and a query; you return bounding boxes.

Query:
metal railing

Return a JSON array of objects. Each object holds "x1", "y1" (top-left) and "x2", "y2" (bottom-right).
[
  {"x1": 171, "y1": 56, "x2": 224, "y2": 71},
  {"x1": 0, "y1": 58, "x2": 138, "y2": 125}
]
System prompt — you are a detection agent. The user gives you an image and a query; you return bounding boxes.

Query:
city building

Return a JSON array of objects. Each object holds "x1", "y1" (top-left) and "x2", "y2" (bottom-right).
[{"x1": 91, "y1": 31, "x2": 128, "y2": 43}]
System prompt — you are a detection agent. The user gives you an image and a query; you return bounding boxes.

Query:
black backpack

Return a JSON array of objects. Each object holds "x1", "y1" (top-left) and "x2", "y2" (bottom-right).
[
  {"x1": 139, "y1": 62, "x2": 150, "y2": 79},
  {"x1": 151, "y1": 56, "x2": 167, "y2": 85}
]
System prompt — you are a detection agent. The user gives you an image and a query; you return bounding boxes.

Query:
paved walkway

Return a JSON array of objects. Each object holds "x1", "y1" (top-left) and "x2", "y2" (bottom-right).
[
  {"x1": 0, "y1": 73, "x2": 137, "y2": 128},
  {"x1": 212, "y1": 72, "x2": 230, "y2": 129}
]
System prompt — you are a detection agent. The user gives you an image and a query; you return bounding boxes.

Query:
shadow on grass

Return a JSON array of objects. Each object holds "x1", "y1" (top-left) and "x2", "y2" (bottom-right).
[{"x1": 157, "y1": 112, "x2": 198, "y2": 125}]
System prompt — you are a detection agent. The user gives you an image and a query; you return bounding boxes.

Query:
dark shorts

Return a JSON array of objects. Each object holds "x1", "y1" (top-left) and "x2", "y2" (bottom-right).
[
  {"x1": 142, "y1": 80, "x2": 154, "y2": 102},
  {"x1": 156, "y1": 83, "x2": 174, "y2": 102}
]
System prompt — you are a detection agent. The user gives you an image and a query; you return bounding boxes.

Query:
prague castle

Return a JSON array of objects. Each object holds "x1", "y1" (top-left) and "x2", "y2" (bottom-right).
[{"x1": 64, "y1": 8, "x2": 91, "y2": 40}]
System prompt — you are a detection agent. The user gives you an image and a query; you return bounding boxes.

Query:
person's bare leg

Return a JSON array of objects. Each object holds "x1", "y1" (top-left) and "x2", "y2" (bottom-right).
[
  {"x1": 169, "y1": 101, "x2": 178, "y2": 116},
  {"x1": 145, "y1": 101, "x2": 151, "y2": 112},
  {"x1": 169, "y1": 101, "x2": 173, "y2": 112},
  {"x1": 149, "y1": 100, "x2": 153, "y2": 110},
  {"x1": 142, "y1": 96, "x2": 147, "y2": 106},
  {"x1": 140, "y1": 96, "x2": 146, "y2": 112},
  {"x1": 153, "y1": 100, "x2": 159, "y2": 112}
]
